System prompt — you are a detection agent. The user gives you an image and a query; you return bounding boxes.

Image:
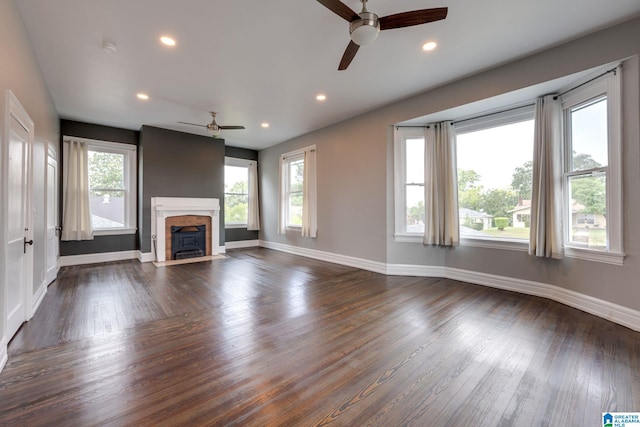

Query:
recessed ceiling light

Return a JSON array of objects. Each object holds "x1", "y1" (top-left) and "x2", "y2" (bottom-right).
[
  {"x1": 160, "y1": 36, "x2": 176, "y2": 47},
  {"x1": 316, "y1": 94, "x2": 327, "y2": 101},
  {"x1": 136, "y1": 93, "x2": 149, "y2": 100},
  {"x1": 261, "y1": 122, "x2": 270, "y2": 128},
  {"x1": 422, "y1": 41, "x2": 437, "y2": 51}
]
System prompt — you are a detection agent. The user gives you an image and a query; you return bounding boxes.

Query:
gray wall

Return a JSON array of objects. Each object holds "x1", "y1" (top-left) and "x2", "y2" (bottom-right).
[
  {"x1": 224, "y1": 146, "x2": 259, "y2": 243},
  {"x1": 259, "y1": 16, "x2": 640, "y2": 312},
  {"x1": 139, "y1": 126, "x2": 225, "y2": 253},
  {"x1": 260, "y1": 120, "x2": 388, "y2": 261},
  {"x1": 59, "y1": 120, "x2": 139, "y2": 256}
]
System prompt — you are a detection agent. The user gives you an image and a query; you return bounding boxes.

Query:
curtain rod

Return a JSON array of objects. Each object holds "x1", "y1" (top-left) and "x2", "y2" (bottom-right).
[
  {"x1": 554, "y1": 66, "x2": 619, "y2": 100},
  {"x1": 399, "y1": 65, "x2": 619, "y2": 129},
  {"x1": 452, "y1": 103, "x2": 534, "y2": 126},
  {"x1": 395, "y1": 125, "x2": 430, "y2": 129}
]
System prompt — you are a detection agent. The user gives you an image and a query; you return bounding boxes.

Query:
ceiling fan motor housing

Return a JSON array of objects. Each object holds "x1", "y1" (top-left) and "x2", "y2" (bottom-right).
[{"x1": 350, "y1": 12, "x2": 380, "y2": 45}]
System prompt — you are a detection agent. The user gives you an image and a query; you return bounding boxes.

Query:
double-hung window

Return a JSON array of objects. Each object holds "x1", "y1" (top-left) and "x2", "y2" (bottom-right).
[
  {"x1": 279, "y1": 145, "x2": 316, "y2": 236},
  {"x1": 224, "y1": 157, "x2": 250, "y2": 228},
  {"x1": 73, "y1": 138, "x2": 136, "y2": 235},
  {"x1": 394, "y1": 128, "x2": 425, "y2": 239},
  {"x1": 284, "y1": 154, "x2": 304, "y2": 227},
  {"x1": 561, "y1": 70, "x2": 623, "y2": 261}
]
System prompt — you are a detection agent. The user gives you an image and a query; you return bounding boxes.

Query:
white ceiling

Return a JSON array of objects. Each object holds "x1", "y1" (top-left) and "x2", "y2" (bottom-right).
[{"x1": 16, "y1": 0, "x2": 640, "y2": 150}]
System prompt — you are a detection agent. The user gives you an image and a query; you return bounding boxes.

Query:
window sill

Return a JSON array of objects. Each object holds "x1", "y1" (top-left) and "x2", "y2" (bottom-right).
[
  {"x1": 394, "y1": 233, "x2": 423, "y2": 243},
  {"x1": 225, "y1": 224, "x2": 248, "y2": 229},
  {"x1": 394, "y1": 234, "x2": 530, "y2": 252},
  {"x1": 564, "y1": 246, "x2": 625, "y2": 266},
  {"x1": 460, "y1": 237, "x2": 529, "y2": 252},
  {"x1": 93, "y1": 227, "x2": 137, "y2": 236}
]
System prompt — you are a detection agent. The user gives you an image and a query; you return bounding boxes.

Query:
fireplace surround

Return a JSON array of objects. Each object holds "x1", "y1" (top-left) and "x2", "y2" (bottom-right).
[{"x1": 151, "y1": 197, "x2": 220, "y2": 263}]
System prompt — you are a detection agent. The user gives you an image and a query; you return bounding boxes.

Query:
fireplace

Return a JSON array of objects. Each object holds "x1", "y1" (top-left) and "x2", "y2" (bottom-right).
[{"x1": 151, "y1": 197, "x2": 220, "y2": 263}]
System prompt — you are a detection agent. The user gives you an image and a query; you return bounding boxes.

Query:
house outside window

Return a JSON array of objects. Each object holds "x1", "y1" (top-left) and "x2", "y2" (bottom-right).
[
  {"x1": 561, "y1": 70, "x2": 622, "y2": 259},
  {"x1": 455, "y1": 106, "x2": 535, "y2": 242},
  {"x1": 85, "y1": 140, "x2": 136, "y2": 235},
  {"x1": 224, "y1": 157, "x2": 251, "y2": 228}
]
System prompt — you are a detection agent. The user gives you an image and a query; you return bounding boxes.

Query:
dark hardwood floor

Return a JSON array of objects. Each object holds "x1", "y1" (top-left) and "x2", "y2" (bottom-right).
[{"x1": 1, "y1": 248, "x2": 639, "y2": 426}]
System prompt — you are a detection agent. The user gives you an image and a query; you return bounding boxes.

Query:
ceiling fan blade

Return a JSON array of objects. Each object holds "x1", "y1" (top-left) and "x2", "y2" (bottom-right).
[
  {"x1": 338, "y1": 40, "x2": 360, "y2": 70},
  {"x1": 218, "y1": 125, "x2": 246, "y2": 130},
  {"x1": 379, "y1": 7, "x2": 448, "y2": 30},
  {"x1": 178, "y1": 121, "x2": 207, "y2": 128},
  {"x1": 316, "y1": 0, "x2": 359, "y2": 22}
]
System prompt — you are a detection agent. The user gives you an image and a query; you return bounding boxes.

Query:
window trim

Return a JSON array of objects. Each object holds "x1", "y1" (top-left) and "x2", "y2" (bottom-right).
[
  {"x1": 63, "y1": 136, "x2": 137, "y2": 236},
  {"x1": 560, "y1": 69, "x2": 624, "y2": 262},
  {"x1": 224, "y1": 157, "x2": 251, "y2": 229},
  {"x1": 393, "y1": 127, "x2": 425, "y2": 239},
  {"x1": 283, "y1": 153, "x2": 304, "y2": 229},
  {"x1": 279, "y1": 145, "x2": 315, "y2": 233},
  {"x1": 454, "y1": 105, "x2": 535, "y2": 248}
]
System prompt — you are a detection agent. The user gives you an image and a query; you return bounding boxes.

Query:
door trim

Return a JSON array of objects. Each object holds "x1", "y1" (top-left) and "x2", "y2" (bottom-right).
[{"x1": 2, "y1": 90, "x2": 34, "y2": 363}]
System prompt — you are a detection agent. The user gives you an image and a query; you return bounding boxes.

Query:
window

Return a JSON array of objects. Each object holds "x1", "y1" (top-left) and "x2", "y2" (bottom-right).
[
  {"x1": 278, "y1": 145, "x2": 316, "y2": 236},
  {"x1": 561, "y1": 70, "x2": 622, "y2": 258},
  {"x1": 394, "y1": 128, "x2": 425, "y2": 237},
  {"x1": 74, "y1": 138, "x2": 136, "y2": 235},
  {"x1": 284, "y1": 154, "x2": 304, "y2": 227},
  {"x1": 393, "y1": 65, "x2": 625, "y2": 263},
  {"x1": 224, "y1": 158, "x2": 250, "y2": 228},
  {"x1": 455, "y1": 107, "x2": 535, "y2": 242}
]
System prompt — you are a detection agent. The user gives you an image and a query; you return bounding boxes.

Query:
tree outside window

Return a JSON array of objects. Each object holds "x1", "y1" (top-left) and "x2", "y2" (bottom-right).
[{"x1": 224, "y1": 165, "x2": 249, "y2": 226}]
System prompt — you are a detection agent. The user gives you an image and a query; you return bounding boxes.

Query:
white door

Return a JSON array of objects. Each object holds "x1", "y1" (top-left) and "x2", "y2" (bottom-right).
[
  {"x1": 5, "y1": 92, "x2": 33, "y2": 340},
  {"x1": 45, "y1": 150, "x2": 59, "y2": 284}
]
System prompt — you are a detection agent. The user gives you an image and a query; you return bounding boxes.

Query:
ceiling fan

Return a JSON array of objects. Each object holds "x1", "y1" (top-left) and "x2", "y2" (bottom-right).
[
  {"x1": 316, "y1": 0, "x2": 448, "y2": 70},
  {"x1": 179, "y1": 112, "x2": 245, "y2": 137}
]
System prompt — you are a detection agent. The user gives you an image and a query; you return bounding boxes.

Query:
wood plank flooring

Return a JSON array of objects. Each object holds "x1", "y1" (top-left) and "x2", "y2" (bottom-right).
[{"x1": 1, "y1": 248, "x2": 639, "y2": 426}]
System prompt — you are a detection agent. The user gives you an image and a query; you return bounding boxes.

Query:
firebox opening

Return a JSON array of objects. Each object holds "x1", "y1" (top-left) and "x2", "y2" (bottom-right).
[{"x1": 171, "y1": 224, "x2": 206, "y2": 260}]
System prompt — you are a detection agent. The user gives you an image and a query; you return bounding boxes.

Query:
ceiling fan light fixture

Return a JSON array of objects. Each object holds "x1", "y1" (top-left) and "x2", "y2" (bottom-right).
[
  {"x1": 207, "y1": 125, "x2": 221, "y2": 137},
  {"x1": 349, "y1": 12, "x2": 380, "y2": 46}
]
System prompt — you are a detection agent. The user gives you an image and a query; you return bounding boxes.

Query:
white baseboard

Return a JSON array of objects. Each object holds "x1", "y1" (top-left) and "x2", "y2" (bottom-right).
[
  {"x1": 0, "y1": 337, "x2": 7, "y2": 374},
  {"x1": 225, "y1": 240, "x2": 260, "y2": 250},
  {"x1": 259, "y1": 240, "x2": 388, "y2": 274},
  {"x1": 60, "y1": 250, "x2": 139, "y2": 267},
  {"x1": 444, "y1": 267, "x2": 640, "y2": 332},
  {"x1": 31, "y1": 280, "x2": 48, "y2": 318},
  {"x1": 259, "y1": 240, "x2": 640, "y2": 332},
  {"x1": 138, "y1": 251, "x2": 154, "y2": 263},
  {"x1": 386, "y1": 263, "x2": 447, "y2": 278}
]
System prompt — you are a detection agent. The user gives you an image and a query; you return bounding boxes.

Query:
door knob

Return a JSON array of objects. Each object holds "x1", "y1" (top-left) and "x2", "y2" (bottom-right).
[{"x1": 24, "y1": 237, "x2": 33, "y2": 254}]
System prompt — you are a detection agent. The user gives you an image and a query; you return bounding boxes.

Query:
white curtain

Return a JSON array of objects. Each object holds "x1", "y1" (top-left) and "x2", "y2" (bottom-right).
[
  {"x1": 62, "y1": 139, "x2": 94, "y2": 241},
  {"x1": 424, "y1": 121, "x2": 459, "y2": 246},
  {"x1": 247, "y1": 161, "x2": 260, "y2": 231},
  {"x1": 529, "y1": 95, "x2": 563, "y2": 258},
  {"x1": 301, "y1": 148, "x2": 317, "y2": 238}
]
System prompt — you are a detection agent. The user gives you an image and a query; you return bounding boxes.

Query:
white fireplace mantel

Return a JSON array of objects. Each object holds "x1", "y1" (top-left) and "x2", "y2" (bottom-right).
[{"x1": 151, "y1": 197, "x2": 220, "y2": 262}]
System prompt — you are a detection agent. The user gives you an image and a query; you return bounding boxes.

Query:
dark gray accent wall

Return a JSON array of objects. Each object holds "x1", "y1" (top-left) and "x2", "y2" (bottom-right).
[
  {"x1": 139, "y1": 126, "x2": 225, "y2": 253},
  {"x1": 59, "y1": 120, "x2": 139, "y2": 256},
  {"x1": 225, "y1": 146, "x2": 258, "y2": 161},
  {"x1": 224, "y1": 146, "x2": 260, "y2": 243}
]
